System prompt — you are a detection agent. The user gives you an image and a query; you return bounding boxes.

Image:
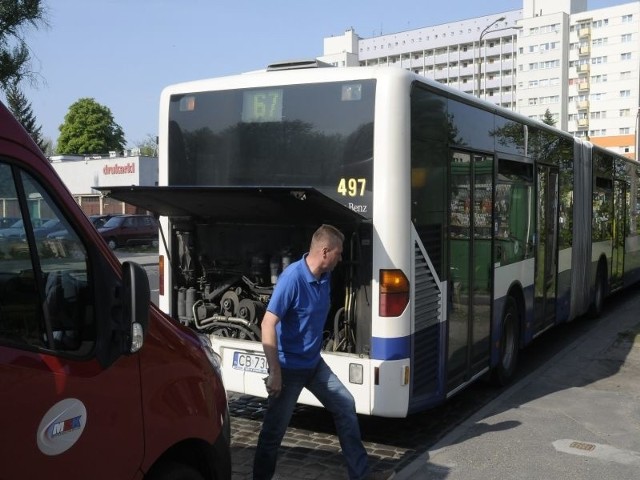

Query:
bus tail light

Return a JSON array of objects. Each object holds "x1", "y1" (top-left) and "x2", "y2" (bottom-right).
[
  {"x1": 159, "y1": 255, "x2": 165, "y2": 296},
  {"x1": 379, "y1": 269, "x2": 409, "y2": 317}
]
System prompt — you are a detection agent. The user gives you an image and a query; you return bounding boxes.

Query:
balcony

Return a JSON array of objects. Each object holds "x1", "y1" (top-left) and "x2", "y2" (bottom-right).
[
  {"x1": 459, "y1": 65, "x2": 475, "y2": 77},
  {"x1": 579, "y1": 27, "x2": 591, "y2": 38},
  {"x1": 577, "y1": 100, "x2": 590, "y2": 110},
  {"x1": 435, "y1": 53, "x2": 448, "y2": 64},
  {"x1": 578, "y1": 82, "x2": 590, "y2": 91},
  {"x1": 579, "y1": 46, "x2": 590, "y2": 55},
  {"x1": 578, "y1": 63, "x2": 590, "y2": 73},
  {"x1": 500, "y1": 92, "x2": 514, "y2": 104},
  {"x1": 578, "y1": 119, "x2": 589, "y2": 128}
]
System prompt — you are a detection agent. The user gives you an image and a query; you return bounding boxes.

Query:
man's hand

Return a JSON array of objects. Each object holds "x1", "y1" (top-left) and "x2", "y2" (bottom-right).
[
  {"x1": 264, "y1": 372, "x2": 282, "y2": 398},
  {"x1": 261, "y1": 311, "x2": 282, "y2": 398}
]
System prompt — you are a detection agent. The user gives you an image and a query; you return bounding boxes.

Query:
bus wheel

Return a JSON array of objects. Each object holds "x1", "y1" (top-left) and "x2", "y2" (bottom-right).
[
  {"x1": 588, "y1": 266, "x2": 605, "y2": 318},
  {"x1": 147, "y1": 462, "x2": 205, "y2": 480},
  {"x1": 491, "y1": 296, "x2": 520, "y2": 386}
]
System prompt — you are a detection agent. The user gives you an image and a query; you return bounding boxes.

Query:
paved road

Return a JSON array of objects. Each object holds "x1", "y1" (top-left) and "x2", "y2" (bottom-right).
[
  {"x1": 117, "y1": 249, "x2": 635, "y2": 479},
  {"x1": 225, "y1": 309, "x2": 613, "y2": 480}
]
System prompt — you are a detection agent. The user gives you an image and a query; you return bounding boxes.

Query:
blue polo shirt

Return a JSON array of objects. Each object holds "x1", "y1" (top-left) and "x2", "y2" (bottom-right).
[{"x1": 267, "y1": 254, "x2": 331, "y2": 369}]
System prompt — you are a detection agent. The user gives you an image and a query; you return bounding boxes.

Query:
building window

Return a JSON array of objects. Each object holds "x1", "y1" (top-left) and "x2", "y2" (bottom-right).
[
  {"x1": 620, "y1": 90, "x2": 631, "y2": 97},
  {"x1": 622, "y1": 14, "x2": 633, "y2": 23},
  {"x1": 620, "y1": 108, "x2": 631, "y2": 117},
  {"x1": 589, "y1": 129, "x2": 607, "y2": 136},
  {"x1": 621, "y1": 33, "x2": 633, "y2": 42},
  {"x1": 620, "y1": 127, "x2": 630, "y2": 134}
]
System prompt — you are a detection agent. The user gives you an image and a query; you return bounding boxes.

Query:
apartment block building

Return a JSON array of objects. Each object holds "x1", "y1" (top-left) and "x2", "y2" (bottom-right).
[{"x1": 319, "y1": 0, "x2": 640, "y2": 158}]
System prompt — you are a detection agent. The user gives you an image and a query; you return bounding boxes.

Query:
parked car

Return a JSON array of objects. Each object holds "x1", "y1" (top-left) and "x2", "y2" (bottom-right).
[
  {"x1": 97, "y1": 214, "x2": 158, "y2": 249},
  {"x1": 88, "y1": 214, "x2": 115, "y2": 229},
  {"x1": 47, "y1": 214, "x2": 116, "y2": 240},
  {"x1": 29, "y1": 218, "x2": 63, "y2": 240},
  {"x1": 0, "y1": 218, "x2": 47, "y2": 239},
  {"x1": 0, "y1": 216, "x2": 20, "y2": 229}
]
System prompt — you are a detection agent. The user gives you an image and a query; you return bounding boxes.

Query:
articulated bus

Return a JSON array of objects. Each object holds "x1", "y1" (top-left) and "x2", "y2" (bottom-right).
[{"x1": 101, "y1": 62, "x2": 640, "y2": 417}]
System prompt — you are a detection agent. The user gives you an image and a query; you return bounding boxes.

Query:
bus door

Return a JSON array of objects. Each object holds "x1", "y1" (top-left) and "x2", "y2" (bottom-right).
[
  {"x1": 448, "y1": 151, "x2": 493, "y2": 388},
  {"x1": 611, "y1": 179, "x2": 628, "y2": 289},
  {"x1": 534, "y1": 165, "x2": 559, "y2": 332}
]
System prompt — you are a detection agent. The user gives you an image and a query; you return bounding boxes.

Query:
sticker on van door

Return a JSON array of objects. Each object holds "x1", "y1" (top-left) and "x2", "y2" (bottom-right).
[{"x1": 36, "y1": 398, "x2": 87, "y2": 456}]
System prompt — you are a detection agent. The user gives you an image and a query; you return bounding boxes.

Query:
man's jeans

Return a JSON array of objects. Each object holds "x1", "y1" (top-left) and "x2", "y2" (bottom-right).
[{"x1": 253, "y1": 358, "x2": 369, "y2": 480}]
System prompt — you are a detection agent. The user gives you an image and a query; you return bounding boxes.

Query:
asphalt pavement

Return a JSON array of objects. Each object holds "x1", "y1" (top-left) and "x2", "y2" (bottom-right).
[
  {"x1": 116, "y1": 249, "x2": 640, "y2": 479},
  {"x1": 395, "y1": 285, "x2": 640, "y2": 480}
]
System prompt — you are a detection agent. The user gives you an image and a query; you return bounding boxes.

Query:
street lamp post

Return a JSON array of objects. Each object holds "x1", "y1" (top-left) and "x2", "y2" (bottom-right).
[{"x1": 476, "y1": 16, "x2": 506, "y2": 98}]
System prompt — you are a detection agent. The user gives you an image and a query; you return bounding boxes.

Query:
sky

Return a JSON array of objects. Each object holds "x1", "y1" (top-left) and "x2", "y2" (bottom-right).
[{"x1": 16, "y1": 0, "x2": 629, "y2": 148}]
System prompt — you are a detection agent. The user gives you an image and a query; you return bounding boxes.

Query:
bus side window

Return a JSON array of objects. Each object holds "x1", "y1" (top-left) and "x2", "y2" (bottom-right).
[{"x1": 496, "y1": 160, "x2": 534, "y2": 265}]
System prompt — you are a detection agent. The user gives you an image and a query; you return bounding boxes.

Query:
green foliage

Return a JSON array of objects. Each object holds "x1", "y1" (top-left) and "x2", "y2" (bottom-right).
[
  {"x1": 5, "y1": 80, "x2": 48, "y2": 152},
  {"x1": 541, "y1": 108, "x2": 557, "y2": 127},
  {"x1": 0, "y1": 0, "x2": 48, "y2": 89},
  {"x1": 57, "y1": 98, "x2": 126, "y2": 155},
  {"x1": 134, "y1": 134, "x2": 158, "y2": 156}
]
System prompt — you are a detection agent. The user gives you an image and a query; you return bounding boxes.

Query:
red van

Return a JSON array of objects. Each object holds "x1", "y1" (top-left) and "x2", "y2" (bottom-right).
[{"x1": 0, "y1": 102, "x2": 231, "y2": 479}]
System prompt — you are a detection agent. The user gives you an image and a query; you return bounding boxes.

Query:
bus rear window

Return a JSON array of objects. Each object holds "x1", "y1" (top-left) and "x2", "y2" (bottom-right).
[{"x1": 167, "y1": 80, "x2": 376, "y2": 218}]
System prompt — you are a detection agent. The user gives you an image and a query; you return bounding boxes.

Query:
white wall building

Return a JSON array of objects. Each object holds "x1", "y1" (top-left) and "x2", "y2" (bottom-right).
[
  {"x1": 49, "y1": 151, "x2": 158, "y2": 215},
  {"x1": 321, "y1": 0, "x2": 640, "y2": 158}
]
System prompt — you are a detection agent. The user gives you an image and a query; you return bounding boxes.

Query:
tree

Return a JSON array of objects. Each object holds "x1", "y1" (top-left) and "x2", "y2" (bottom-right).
[
  {"x1": 57, "y1": 98, "x2": 126, "y2": 155},
  {"x1": 0, "y1": 0, "x2": 48, "y2": 89},
  {"x1": 490, "y1": 107, "x2": 559, "y2": 153},
  {"x1": 135, "y1": 134, "x2": 158, "y2": 156},
  {"x1": 541, "y1": 108, "x2": 557, "y2": 127},
  {"x1": 5, "y1": 79, "x2": 48, "y2": 151}
]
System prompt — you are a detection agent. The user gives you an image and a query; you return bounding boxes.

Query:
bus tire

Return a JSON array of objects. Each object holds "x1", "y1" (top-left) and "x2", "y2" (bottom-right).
[
  {"x1": 491, "y1": 296, "x2": 520, "y2": 386},
  {"x1": 147, "y1": 462, "x2": 205, "y2": 480},
  {"x1": 588, "y1": 266, "x2": 606, "y2": 318}
]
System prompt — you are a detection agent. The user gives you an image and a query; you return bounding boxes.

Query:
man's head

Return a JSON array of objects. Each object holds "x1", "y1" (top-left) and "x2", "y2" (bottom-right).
[{"x1": 309, "y1": 224, "x2": 344, "y2": 273}]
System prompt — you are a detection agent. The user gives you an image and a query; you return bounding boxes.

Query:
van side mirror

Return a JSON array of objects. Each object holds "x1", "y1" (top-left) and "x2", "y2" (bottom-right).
[{"x1": 122, "y1": 261, "x2": 150, "y2": 353}]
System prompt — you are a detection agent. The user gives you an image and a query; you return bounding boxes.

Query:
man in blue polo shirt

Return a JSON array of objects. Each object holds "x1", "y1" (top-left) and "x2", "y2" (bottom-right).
[{"x1": 253, "y1": 224, "x2": 393, "y2": 480}]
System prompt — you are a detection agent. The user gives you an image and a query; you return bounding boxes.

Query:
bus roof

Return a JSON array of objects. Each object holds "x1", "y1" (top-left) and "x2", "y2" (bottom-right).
[{"x1": 159, "y1": 65, "x2": 637, "y2": 166}]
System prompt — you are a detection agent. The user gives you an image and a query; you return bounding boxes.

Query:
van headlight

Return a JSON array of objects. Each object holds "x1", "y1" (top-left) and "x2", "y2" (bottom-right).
[{"x1": 197, "y1": 333, "x2": 223, "y2": 378}]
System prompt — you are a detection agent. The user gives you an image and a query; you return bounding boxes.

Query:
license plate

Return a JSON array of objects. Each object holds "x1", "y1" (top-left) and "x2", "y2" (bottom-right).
[{"x1": 232, "y1": 351, "x2": 268, "y2": 374}]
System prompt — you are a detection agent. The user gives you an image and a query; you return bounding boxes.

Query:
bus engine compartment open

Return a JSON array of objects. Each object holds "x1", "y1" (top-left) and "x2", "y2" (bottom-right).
[
  {"x1": 169, "y1": 218, "x2": 372, "y2": 356},
  {"x1": 94, "y1": 186, "x2": 373, "y2": 355}
]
